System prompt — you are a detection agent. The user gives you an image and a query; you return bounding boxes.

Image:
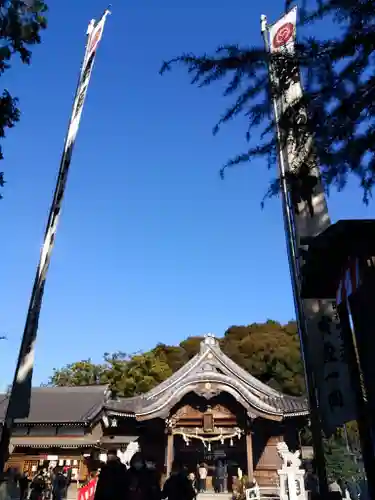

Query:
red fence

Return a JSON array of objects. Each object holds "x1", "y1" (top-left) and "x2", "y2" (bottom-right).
[{"x1": 77, "y1": 478, "x2": 97, "y2": 500}]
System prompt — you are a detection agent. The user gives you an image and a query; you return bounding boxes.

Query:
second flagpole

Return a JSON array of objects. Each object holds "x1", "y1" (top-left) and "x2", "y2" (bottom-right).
[{"x1": 260, "y1": 14, "x2": 328, "y2": 497}]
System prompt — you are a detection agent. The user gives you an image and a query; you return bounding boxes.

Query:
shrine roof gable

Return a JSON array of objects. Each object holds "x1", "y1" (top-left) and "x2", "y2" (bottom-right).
[{"x1": 105, "y1": 335, "x2": 308, "y2": 420}]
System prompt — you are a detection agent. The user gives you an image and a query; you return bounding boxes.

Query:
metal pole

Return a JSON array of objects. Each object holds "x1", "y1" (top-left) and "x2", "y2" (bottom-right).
[{"x1": 260, "y1": 15, "x2": 328, "y2": 497}]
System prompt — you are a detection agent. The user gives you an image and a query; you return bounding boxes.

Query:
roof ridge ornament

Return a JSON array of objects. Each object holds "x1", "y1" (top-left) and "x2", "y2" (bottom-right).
[{"x1": 202, "y1": 333, "x2": 217, "y2": 347}]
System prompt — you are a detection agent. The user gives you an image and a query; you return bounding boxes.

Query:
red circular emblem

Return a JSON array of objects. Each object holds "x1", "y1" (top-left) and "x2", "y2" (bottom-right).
[{"x1": 273, "y1": 22, "x2": 294, "y2": 48}]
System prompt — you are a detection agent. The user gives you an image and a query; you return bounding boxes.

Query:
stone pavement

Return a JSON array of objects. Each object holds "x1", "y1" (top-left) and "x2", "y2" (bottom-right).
[
  {"x1": 66, "y1": 485, "x2": 232, "y2": 500},
  {"x1": 197, "y1": 493, "x2": 232, "y2": 500},
  {"x1": 66, "y1": 489, "x2": 231, "y2": 500}
]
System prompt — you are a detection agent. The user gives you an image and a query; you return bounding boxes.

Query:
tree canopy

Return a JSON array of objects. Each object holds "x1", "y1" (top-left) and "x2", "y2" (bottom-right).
[
  {"x1": 301, "y1": 423, "x2": 361, "y2": 480},
  {"x1": 49, "y1": 320, "x2": 305, "y2": 396},
  {"x1": 324, "y1": 436, "x2": 360, "y2": 481},
  {"x1": 160, "y1": 0, "x2": 375, "y2": 202},
  {"x1": 0, "y1": 0, "x2": 48, "y2": 198}
]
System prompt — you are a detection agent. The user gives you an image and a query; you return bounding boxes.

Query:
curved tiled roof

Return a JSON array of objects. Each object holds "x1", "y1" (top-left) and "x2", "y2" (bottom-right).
[{"x1": 105, "y1": 335, "x2": 309, "y2": 420}]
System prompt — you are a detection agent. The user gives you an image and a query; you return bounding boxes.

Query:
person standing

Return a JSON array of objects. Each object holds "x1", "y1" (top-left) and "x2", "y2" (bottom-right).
[
  {"x1": 215, "y1": 461, "x2": 225, "y2": 493},
  {"x1": 0, "y1": 469, "x2": 19, "y2": 500},
  {"x1": 5, "y1": 469, "x2": 19, "y2": 500},
  {"x1": 328, "y1": 478, "x2": 343, "y2": 495},
  {"x1": 0, "y1": 476, "x2": 9, "y2": 500},
  {"x1": 18, "y1": 473, "x2": 29, "y2": 500},
  {"x1": 162, "y1": 461, "x2": 195, "y2": 500},
  {"x1": 188, "y1": 472, "x2": 197, "y2": 498},
  {"x1": 198, "y1": 464, "x2": 207, "y2": 493},
  {"x1": 124, "y1": 452, "x2": 160, "y2": 500},
  {"x1": 94, "y1": 450, "x2": 128, "y2": 500},
  {"x1": 30, "y1": 471, "x2": 46, "y2": 500},
  {"x1": 223, "y1": 462, "x2": 228, "y2": 493},
  {"x1": 52, "y1": 468, "x2": 67, "y2": 500}
]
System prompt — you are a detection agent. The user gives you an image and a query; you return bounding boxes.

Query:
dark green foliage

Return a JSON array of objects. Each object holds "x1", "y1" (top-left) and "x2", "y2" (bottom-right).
[
  {"x1": 160, "y1": 0, "x2": 375, "y2": 203},
  {"x1": 0, "y1": 0, "x2": 48, "y2": 198},
  {"x1": 48, "y1": 320, "x2": 305, "y2": 397},
  {"x1": 301, "y1": 423, "x2": 361, "y2": 480},
  {"x1": 221, "y1": 320, "x2": 305, "y2": 394},
  {"x1": 49, "y1": 359, "x2": 105, "y2": 387},
  {"x1": 324, "y1": 436, "x2": 359, "y2": 481}
]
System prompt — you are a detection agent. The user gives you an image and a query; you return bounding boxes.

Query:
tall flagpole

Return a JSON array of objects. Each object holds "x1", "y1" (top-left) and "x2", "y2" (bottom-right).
[
  {"x1": 0, "y1": 8, "x2": 111, "y2": 473},
  {"x1": 264, "y1": 8, "x2": 356, "y2": 438},
  {"x1": 260, "y1": 14, "x2": 328, "y2": 496}
]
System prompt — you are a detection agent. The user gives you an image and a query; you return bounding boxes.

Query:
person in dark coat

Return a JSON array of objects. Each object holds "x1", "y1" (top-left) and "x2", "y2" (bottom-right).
[
  {"x1": 18, "y1": 473, "x2": 29, "y2": 500},
  {"x1": 215, "y1": 461, "x2": 225, "y2": 493},
  {"x1": 94, "y1": 449, "x2": 128, "y2": 500},
  {"x1": 125, "y1": 452, "x2": 161, "y2": 500},
  {"x1": 162, "y1": 461, "x2": 195, "y2": 500},
  {"x1": 30, "y1": 471, "x2": 46, "y2": 500},
  {"x1": 52, "y1": 468, "x2": 67, "y2": 500}
]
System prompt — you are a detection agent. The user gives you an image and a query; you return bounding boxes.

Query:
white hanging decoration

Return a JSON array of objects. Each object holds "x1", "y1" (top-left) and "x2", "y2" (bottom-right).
[
  {"x1": 208, "y1": 442, "x2": 211, "y2": 451},
  {"x1": 172, "y1": 426, "x2": 243, "y2": 449},
  {"x1": 182, "y1": 433, "x2": 190, "y2": 446}
]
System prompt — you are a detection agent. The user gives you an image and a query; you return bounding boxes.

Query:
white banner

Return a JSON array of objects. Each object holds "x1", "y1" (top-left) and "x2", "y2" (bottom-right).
[
  {"x1": 269, "y1": 7, "x2": 297, "y2": 53},
  {"x1": 268, "y1": 9, "x2": 356, "y2": 433},
  {"x1": 68, "y1": 11, "x2": 110, "y2": 152}
]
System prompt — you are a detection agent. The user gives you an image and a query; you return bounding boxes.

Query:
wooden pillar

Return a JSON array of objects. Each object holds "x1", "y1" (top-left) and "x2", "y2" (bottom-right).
[
  {"x1": 166, "y1": 433, "x2": 174, "y2": 477},
  {"x1": 246, "y1": 432, "x2": 254, "y2": 481}
]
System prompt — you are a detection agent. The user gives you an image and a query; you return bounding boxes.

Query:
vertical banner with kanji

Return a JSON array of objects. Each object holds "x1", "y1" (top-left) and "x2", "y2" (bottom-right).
[
  {"x1": 268, "y1": 8, "x2": 356, "y2": 434},
  {"x1": 5, "y1": 10, "x2": 110, "y2": 422}
]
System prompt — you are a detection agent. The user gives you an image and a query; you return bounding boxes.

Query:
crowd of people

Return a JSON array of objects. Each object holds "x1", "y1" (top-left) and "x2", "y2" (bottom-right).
[
  {"x1": 327, "y1": 477, "x2": 369, "y2": 500},
  {"x1": 191, "y1": 461, "x2": 236, "y2": 493},
  {"x1": 1, "y1": 451, "x2": 369, "y2": 500},
  {"x1": 94, "y1": 449, "x2": 196, "y2": 500},
  {"x1": 0, "y1": 466, "x2": 69, "y2": 500},
  {"x1": 93, "y1": 451, "x2": 254, "y2": 500}
]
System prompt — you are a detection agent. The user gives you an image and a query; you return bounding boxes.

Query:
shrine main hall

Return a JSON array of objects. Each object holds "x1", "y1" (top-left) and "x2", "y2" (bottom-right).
[{"x1": 0, "y1": 335, "x2": 308, "y2": 486}]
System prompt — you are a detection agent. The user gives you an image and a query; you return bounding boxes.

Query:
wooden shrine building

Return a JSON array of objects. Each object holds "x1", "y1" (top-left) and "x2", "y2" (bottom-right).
[
  {"x1": 1, "y1": 335, "x2": 308, "y2": 486},
  {"x1": 0, "y1": 385, "x2": 107, "y2": 480}
]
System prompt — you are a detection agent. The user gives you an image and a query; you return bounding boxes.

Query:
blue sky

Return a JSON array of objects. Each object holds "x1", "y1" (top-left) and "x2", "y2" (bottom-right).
[{"x1": 0, "y1": 0, "x2": 373, "y2": 390}]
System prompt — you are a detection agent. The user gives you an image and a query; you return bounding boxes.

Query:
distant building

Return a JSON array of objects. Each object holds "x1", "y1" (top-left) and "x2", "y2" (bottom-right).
[{"x1": 0, "y1": 335, "x2": 308, "y2": 486}]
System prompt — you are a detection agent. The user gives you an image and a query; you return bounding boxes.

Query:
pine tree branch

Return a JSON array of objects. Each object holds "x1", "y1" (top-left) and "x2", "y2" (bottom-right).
[
  {"x1": 0, "y1": 0, "x2": 48, "y2": 198},
  {"x1": 160, "y1": 0, "x2": 375, "y2": 203}
]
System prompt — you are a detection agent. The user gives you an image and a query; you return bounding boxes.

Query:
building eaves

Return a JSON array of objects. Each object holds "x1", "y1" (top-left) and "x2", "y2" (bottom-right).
[{"x1": 0, "y1": 385, "x2": 109, "y2": 425}]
